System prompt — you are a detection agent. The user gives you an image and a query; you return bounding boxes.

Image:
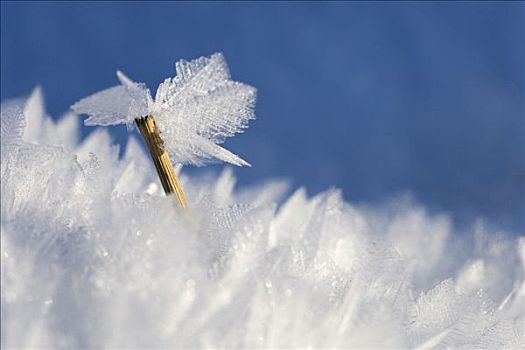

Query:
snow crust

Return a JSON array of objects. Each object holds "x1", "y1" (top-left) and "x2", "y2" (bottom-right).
[
  {"x1": 1, "y1": 89, "x2": 524, "y2": 349},
  {"x1": 71, "y1": 53, "x2": 256, "y2": 167}
]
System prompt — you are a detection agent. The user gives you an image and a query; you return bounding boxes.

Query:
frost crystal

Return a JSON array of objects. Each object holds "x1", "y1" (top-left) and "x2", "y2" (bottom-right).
[
  {"x1": 71, "y1": 53, "x2": 256, "y2": 166},
  {"x1": 2, "y1": 88, "x2": 524, "y2": 349},
  {"x1": 1, "y1": 101, "x2": 25, "y2": 148}
]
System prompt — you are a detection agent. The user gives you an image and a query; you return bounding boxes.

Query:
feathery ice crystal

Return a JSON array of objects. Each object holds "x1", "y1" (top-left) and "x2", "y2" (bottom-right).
[
  {"x1": 1, "y1": 87, "x2": 524, "y2": 349},
  {"x1": 72, "y1": 53, "x2": 256, "y2": 166}
]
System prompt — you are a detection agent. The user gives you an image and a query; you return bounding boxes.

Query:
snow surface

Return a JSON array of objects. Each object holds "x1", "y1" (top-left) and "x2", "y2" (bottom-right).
[
  {"x1": 1, "y1": 89, "x2": 524, "y2": 349},
  {"x1": 71, "y1": 53, "x2": 256, "y2": 167}
]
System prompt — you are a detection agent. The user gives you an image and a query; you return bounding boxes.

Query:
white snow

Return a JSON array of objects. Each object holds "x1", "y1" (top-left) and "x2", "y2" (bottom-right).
[
  {"x1": 1, "y1": 88, "x2": 524, "y2": 349},
  {"x1": 71, "y1": 53, "x2": 256, "y2": 167}
]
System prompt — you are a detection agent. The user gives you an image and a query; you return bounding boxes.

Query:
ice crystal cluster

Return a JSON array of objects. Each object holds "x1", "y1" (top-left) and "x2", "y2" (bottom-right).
[
  {"x1": 72, "y1": 53, "x2": 256, "y2": 166},
  {"x1": 1, "y1": 90, "x2": 524, "y2": 348}
]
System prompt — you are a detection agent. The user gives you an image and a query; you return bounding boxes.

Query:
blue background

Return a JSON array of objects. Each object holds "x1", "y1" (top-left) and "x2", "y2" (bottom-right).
[{"x1": 2, "y1": 2, "x2": 524, "y2": 233}]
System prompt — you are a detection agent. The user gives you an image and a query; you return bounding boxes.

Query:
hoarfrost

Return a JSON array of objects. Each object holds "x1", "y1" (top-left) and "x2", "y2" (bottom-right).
[
  {"x1": 71, "y1": 53, "x2": 256, "y2": 166},
  {"x1": 1, "y1": 90, "x2": 524, "y2": 349}
]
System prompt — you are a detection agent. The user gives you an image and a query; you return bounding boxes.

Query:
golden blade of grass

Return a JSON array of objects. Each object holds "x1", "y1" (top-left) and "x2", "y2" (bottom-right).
[{"x1": 135, "y1": 115, "x2": 189, "y2": 209}]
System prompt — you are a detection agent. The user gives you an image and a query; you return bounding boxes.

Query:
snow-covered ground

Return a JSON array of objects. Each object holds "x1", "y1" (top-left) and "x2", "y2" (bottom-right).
[{"x1": 1, "y1": 87, "x2": 523, "y2": 348}]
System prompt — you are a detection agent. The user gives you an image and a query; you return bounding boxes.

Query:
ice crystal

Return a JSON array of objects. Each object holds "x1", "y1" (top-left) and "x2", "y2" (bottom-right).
[
  {"x1": 2, "y1": 89, "x2": 524, "y2": 349},
  {"x1": 71, "y1": 53, "x2": 256, "y2": 166}
]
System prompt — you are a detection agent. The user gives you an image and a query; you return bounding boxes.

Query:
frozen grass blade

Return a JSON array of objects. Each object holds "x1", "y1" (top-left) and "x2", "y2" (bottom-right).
[{"x1": 71, "y1": 53, "x2": 258, "y2": 208}]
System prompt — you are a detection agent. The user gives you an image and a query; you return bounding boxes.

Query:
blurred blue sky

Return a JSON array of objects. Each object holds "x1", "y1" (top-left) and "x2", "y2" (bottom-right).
[{"x1": 1, "y1": 2, "x2": 524, "y2": 233}]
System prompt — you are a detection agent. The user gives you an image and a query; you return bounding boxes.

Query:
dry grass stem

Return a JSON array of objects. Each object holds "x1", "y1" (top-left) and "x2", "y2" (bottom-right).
[{"x1": 135, "y1": 115, "x2": 189, "y2": 209}]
